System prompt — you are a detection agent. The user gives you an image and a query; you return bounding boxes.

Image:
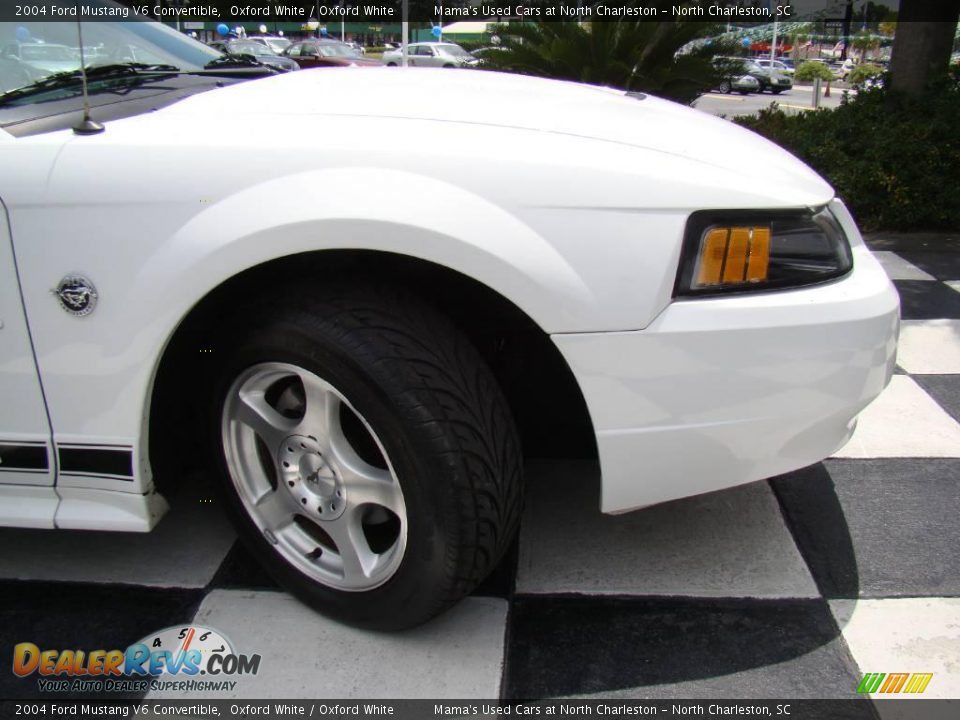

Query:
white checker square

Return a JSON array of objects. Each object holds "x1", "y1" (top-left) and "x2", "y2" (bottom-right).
[
  {"x1": 831, "y1": 598, "x2": 960, "y2": 701},
  {"x1": 150, "y1": 591, "x2": 508, "y2": 699},
  {"x1": 873, "y1": 251, "x2": 936, "y2": 281},
  {"x1": 833, "y1": 375, "x2": 960, "y2": 458},
  {"x1": 896, "y1": 320, "x2": 960, "y2": 375}
]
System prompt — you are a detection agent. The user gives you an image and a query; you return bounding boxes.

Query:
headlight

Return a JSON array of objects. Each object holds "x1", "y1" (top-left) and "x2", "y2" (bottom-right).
[{"x1": 674, "y1": 206, "x2": 853, "y2": 297}]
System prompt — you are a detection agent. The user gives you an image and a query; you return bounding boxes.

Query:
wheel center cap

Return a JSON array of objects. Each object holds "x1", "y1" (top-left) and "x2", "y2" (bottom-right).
[
  {"x1": 279, "y1": 435, "x2": 345, "y2": 520},
  {"x1": 300, "y1": 454, "x2": 336, "y2": 493}
]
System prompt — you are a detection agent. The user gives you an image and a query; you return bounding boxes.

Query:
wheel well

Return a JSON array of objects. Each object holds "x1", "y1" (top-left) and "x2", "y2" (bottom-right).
[{"x1": 149, "y1": 251, "x2": 597, "y2": 493}]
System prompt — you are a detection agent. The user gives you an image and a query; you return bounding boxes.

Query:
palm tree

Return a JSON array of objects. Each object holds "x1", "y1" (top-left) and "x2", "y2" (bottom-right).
[{"x1": 480, "y1": 8, "x2": 728, "y2": 105}]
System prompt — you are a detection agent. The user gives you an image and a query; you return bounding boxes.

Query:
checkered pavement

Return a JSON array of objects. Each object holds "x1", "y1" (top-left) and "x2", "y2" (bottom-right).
[{"x1": 1, "y1": 235, "x2": 958, "y2": 711}]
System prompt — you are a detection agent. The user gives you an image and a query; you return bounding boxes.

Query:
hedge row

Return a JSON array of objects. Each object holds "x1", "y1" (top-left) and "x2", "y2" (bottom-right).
[{"x1": 735, "y1": 85, "x2": 960, "y2": 231}]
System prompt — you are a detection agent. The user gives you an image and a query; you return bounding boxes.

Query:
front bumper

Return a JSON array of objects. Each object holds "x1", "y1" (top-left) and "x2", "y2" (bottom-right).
[{"x1": 553, "y1": 203, "x2": 899, "y2": 513}]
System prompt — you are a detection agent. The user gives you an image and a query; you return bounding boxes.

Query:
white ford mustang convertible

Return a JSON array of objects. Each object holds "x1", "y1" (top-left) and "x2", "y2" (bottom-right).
[{"x1": 0, "y1": 9, "x2": 898, "y2": 629}]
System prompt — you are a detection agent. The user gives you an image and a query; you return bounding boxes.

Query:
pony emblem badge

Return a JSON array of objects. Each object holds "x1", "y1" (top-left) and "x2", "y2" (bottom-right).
[{"x1": 53, "y1": 275, "x2": 98, "y2": 317}]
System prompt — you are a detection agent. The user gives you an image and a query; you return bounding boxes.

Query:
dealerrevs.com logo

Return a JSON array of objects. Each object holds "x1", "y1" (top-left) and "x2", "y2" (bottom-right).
[{"x1": 13, "y1": 625, "x2": 261, "y2": 694}]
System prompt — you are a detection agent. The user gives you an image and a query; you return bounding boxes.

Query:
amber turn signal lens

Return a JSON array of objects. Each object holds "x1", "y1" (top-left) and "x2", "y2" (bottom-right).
[
  {"x1": 693, "y1": 226, "x2": 770, "y2": 288},
  {"x1": 676, "y1": 207, "x2": 852, "y2": 297}
]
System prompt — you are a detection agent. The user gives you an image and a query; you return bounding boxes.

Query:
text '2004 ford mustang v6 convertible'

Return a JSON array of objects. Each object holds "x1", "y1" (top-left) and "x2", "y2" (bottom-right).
[{"x1": 0, "y1": 7, "x2": 898, "y2": 629}]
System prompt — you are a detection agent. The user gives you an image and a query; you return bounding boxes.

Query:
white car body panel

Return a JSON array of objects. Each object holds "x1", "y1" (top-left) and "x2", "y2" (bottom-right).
[
  {"x1": 556, "y1": 201, "x2": 899, "y2": 512},
  {"x1": 0, "y1": 68, "x2": 897, "y2": 529},
  {"x1": 0, "y1": 197, "x2": 54, "y2": 488}
]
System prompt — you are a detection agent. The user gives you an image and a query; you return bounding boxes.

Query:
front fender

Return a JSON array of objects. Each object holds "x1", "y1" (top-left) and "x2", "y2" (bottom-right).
[
  {"x1": 11, "y1": 162, "x2": 598, "y2": 469},
  {"x1": 141, "y1": 167, "x2": 595, "y2": 337}
]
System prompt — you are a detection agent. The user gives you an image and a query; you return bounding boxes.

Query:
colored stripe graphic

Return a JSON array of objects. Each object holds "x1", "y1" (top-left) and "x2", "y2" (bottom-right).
[
  {"x1": 904, "y1": 673, "x2": 934, "y2": 694},
  {"x1": 858, "y1": 672, "x2": 933, "y2": 694},
  {"x1": 880, "y1": 673, "x2": 909, "y2": 693},
  {"x1": 857, "y1": 673, "x2": 885, "y2": 693}
]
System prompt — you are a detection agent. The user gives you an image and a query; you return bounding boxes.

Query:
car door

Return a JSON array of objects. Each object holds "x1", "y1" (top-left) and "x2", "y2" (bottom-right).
[
  {"x1": 289, "y1": 43, "x2": 318, "y2": 69},
  {"x1": 411, "y1": 46, "x2": 435, "y2": 67},
  {"x1": 0, "y1": 192, "x2": 56, "y2": 498},
  {"x1": 425, "y1": 46, "x2": 443, "y2": 67}
]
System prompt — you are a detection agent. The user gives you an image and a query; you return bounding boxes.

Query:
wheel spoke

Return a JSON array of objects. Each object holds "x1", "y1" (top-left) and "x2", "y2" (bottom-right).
[
  {"x1": 342, "y1": 461, "x2": 403, "y2": 514},
  {"x1": 252, "y1": 487, "x2": 294, "y2": 531},
  {"x1": 323, "y1": 412, "x2": 403, "y2": 514},
  {"x1": 293, "y1": 371, "x2": 338, "y2": 440},
  {"x1": 325, "y1": 508, "x2": 378, "y2": 582},
  {"x1": 234, "y1": 389, "x2": 295, "y2": 453},
  {"x1": 275, "y1": 520, "x2": 322, "y2": 558}
]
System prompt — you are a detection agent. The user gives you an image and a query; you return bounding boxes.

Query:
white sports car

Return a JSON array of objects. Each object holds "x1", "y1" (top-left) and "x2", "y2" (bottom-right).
[
  {"x1": 0, "y1": 7, "x2": 898, "y2": 630},
  {"x1": 381, "y1": 41, "x2": 479, "y2": 68}
]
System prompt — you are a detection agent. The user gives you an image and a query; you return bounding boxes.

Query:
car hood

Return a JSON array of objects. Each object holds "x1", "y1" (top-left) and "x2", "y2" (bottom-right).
[{"x1": 163, "y1": 67, "x2": 832, "y2": 202}]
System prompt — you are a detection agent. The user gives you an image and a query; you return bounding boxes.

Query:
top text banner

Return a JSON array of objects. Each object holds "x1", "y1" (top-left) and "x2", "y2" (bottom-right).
[{"x1": 5, "y1": 1, "x2": 952, "y2": 25}]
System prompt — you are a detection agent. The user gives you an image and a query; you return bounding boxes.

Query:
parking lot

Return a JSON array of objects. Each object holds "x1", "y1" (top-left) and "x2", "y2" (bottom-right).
[
  {"x1": 694, "y1": 83, "x2": 854, "y2": 117},
  {"x1": 1, "y1": 234, "x2": 958, "y2": 710}
]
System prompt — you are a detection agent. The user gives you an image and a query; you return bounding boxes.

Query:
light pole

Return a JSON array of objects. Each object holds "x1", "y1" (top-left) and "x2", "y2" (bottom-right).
[
  {"x1": 401, "y1": 0, "x2": 408, "y2": 67},
  {"x1": 770, "y1": 1, "x2": 779, "y2": 62}
]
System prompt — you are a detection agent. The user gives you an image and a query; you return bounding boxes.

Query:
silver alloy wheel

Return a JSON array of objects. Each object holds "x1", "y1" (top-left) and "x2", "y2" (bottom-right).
[{"x1": 221, "y1": 362, "x2": 407, "y2": 591}]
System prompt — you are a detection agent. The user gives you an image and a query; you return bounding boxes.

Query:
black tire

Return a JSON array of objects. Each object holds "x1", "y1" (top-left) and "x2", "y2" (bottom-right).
[
  {"x1": 719, "y1": 80, "x2": 731, "y2": 94},
  {"x1": 771, "y1": 88, "x2": 784, "y2": 95},
  {"x1": 209, "y1": 284, "x2": 522, "y2": 630},
  {"x1": 386, "y1": 62, "x2": 398, "y2": 67}
]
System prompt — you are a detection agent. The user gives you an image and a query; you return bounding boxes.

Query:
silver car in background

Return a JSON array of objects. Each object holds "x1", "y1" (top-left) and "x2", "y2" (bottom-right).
[
  {"x1": 755, "y1": 58, "x2": 795, "y2": 76},
  {"x1": 382, "y1": 42, "x2": 478, "y2": 68}
]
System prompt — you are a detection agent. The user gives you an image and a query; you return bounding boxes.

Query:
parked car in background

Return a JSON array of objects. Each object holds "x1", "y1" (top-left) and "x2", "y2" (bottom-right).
[
  {"x1": 2, "y1": 42, "x2": 79, "y2": 73},
  {"x1": 249, "y1": 35, "x2": 292, "y2": 55},
  {"x1": 0, "y1": 56, "x2": 41, "y2": 93},
  {"x1": 209, "y1": 39, "x2": 299, "y2": 72},
  {"x1": 742, "y1": 57, "x2": 792, "y2": 93},
  {"x1": 755, "y1": 58, "x2": 795, "y2": 76},
  {"x1": 471, "y1": 46, "x2": 506, "y2": 66},
  {"x1": 283, "y1": 40, "x2": 379, "y2": 68},
  {"x1": 382, "y1": 42, "x2": 478, "y2": 68},
  {"x1": 712, "y1": 57, "x2": 761, "y2": 94},
  {"x1": 718, "y1": 73, "x2": 760, "y2": 94},
  {"x1": 715, "y1": 57, "x2": 791, "y2": 93}
]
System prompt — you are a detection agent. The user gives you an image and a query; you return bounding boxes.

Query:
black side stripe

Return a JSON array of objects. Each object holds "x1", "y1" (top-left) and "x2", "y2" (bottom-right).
[
  {"x1": 58, "y1": 446, "x2": 134, "y2": 480},
  {"x1": 0, "y1": 443, "x2": 49, "y2": 472}
]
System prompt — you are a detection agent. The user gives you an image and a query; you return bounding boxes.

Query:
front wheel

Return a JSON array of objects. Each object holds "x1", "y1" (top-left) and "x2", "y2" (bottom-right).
[
  {"x1": 718, "y1": 80, "x2": 731, "y2": 94},
  {"x1": 211, "y1": 286, "x2": 522, "y2": 630}
]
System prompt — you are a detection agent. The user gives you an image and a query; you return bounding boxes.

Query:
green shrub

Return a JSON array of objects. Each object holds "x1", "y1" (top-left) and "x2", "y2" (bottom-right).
[
  {"x1": 794, "y1": 60, "x2": 836, "y2": 82},
  {"x1": 735, "y1": 86, "x2": 960, "y2": 230},
  {"x1": 848, "y1": 63, "x2": 883, "y2": 85}
]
